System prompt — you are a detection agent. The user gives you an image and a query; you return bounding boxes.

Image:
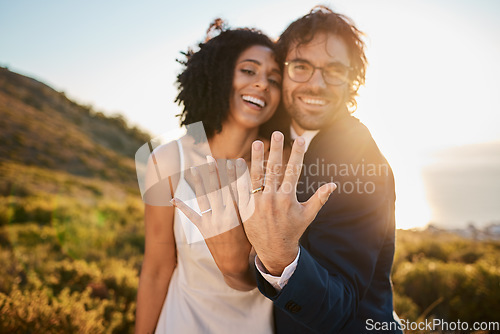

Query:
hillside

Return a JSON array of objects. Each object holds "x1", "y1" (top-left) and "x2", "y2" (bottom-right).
[
  {"x1": 0, "y1": 66, "x2": 150, "y2": 188},
  {"x1": 0, "y1": 68, "x2": 150, "y2": 332}
]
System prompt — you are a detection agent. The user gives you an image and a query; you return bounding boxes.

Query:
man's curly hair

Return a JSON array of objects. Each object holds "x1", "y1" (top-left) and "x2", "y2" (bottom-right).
[
  {"x1": 175, "y1": 19, "x2": 276, "y2": 139},
  {"x1": 277, "y1": 5, "x2": 367, "y2": 113}
]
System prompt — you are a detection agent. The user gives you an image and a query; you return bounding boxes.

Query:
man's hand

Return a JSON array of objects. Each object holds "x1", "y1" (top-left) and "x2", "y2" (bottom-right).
[{"x1": 242, "y1": 131, "x2": 336, "y2": 276}]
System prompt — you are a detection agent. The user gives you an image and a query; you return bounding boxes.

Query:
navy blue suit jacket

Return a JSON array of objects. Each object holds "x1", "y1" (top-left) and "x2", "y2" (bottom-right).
[{"x1": 256, "y1": 114, "x2": 402, "y2": 333}]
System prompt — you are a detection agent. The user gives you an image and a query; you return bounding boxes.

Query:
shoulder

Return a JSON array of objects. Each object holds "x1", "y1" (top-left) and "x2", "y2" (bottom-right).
[
  {"x1": 311, "y1": 116, "x2": 394, "y2": 193},
  {"x1": 143, "y1": 140, "x2": 182, "y2": 205},
  {"x1": 316, "y1": 116, "x2": 388, "y2": 165},
  {"x1": 150, "y1": 140, "x2": 182, "y2": 179},
  {"x1": 321, "y1": 115, "x2": 373, "y2": 145}
]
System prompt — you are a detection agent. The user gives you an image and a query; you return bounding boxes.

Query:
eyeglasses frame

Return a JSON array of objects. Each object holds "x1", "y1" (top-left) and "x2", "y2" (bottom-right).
[{"x1": 284, "y1": 60, "x2": 353, "y2": 86}]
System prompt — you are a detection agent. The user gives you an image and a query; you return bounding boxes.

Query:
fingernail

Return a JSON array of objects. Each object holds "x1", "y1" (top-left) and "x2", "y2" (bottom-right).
[
  {"x1": 253, "y1": 141, "x2": 263, "y2": 151},
  {"x1": 321, "y1": 191, "x2": 333, "y2": 205},
  {"x1": 226, "y1": 159, "x2": 234, "y2": 169},
  {"x1": 206, "y1": 155, "x2": 216, "y2": 164},
  {"x1": 236, "y1": 158, "x2": 245, "y2": 167},
  {"x1": 296, "y1": 137, "x2": 305, "y2": 146},
  {"x1": 273, "y1": 131, "x2": 283, "y2": 142},
  {"x1": 321, "y1": 184, "x2": 336, "y2": 205},
  {"x1": 190, "y1": 166, "x2": 197, "y2": 176}
]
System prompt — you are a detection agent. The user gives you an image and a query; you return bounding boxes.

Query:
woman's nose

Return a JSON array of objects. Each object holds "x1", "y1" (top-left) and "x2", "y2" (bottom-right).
[{"x1": 253, "y1": 74, "x2": 269, "y2": 90}]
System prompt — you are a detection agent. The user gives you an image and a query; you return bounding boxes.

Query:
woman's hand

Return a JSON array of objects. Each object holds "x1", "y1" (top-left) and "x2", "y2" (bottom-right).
[{"x1": 171, "y1": 157, "x2": 256, "y2": 290}]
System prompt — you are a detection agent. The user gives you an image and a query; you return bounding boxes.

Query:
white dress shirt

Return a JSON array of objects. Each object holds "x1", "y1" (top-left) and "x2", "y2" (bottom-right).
[{"x1": 254, "y1": 126, "x2": 320, "y2": 291}]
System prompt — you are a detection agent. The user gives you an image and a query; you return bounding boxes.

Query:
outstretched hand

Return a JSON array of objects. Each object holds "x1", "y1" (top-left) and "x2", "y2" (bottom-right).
[
  {"x1": 171, "y1": 157, "x2": 256, "y2": 290},
  {"x1": 243, "y1": 131, "x2": 337, "y2": 276},
  {"x1": 172, "y1": 131, "x2": 336, "y2": 281}
]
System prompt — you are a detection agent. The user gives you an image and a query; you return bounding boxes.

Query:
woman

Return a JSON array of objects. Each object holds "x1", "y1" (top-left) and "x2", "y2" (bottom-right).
[{"x1": 135, "y1": 20, "x2": 281, "y2": 333}]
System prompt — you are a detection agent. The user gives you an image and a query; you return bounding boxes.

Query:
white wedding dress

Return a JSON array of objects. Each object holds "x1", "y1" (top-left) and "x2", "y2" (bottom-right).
[{"x1": 154, "y1": 140, "x2": 274, "y2": 334}]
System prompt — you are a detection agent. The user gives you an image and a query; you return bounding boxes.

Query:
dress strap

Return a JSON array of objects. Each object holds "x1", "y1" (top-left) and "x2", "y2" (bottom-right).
[{"x1": 176, "y1": 139, "x2": 185, "y2": 180}]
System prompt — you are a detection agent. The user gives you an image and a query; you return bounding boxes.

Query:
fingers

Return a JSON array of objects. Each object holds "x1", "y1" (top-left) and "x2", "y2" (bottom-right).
[
  {"x1": 223, "y1": 184, "x2": 242, "y2": 225},
  {"x1": 226, "y1": 159, "x2": 238, "y2": 206},
  {"x1": 236, "y1": 158, "x2": 251, "y2": 205},
  {"x1": 302, "y1": 183, "x2": 337, "y2": 221},
  {"x1": 171, "y1": 197, "x2": 201, "y2": 225},
  {"x1": 264, "y1": 132, "x2": 284, "y2": 192},
  {"x1": 250, "y1": 141, "x2": 265, "y2": 191},
  {"x1": 190, "y1": 166, "x2": 211, "y2": 213},
  {"x1": 225, "y1": 159, "x2": 242, "y2": 223},
  {"x1": 281, "y1": 137, "x2": 306, "y2": 193},
  {"x1": 235, "y1": 158, "x2": 255, "y2": 223},
  {"x1": 206, "y1": 156, "x2": 224, "y2": 212}
]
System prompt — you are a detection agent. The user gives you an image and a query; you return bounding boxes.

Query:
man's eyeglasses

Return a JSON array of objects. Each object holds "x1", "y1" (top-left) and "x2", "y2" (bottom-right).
[{"x1": 284, "y1": 60, "x2": 352, "y2": 86}]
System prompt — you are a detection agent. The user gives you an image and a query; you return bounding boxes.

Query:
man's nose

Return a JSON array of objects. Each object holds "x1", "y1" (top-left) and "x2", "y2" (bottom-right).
[{"x1": 308, "y1": 68, "x2": 327, "y2": 89}]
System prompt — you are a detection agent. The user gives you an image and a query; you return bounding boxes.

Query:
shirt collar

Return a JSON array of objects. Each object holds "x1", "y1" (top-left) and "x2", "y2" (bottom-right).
[{"x1": 290, "y1": 126, "x2": 319, "y2": 152}]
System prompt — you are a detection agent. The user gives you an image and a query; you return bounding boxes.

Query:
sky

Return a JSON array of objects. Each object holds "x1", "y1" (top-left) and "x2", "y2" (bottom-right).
[{"x1": 1, "y1": 0, "x2": 500, "y2": 229}]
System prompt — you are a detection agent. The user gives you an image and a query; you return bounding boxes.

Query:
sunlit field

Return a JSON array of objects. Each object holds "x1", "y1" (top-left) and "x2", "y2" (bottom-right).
[{"x1": 0, "y1": 161, "x2": 499, "y2": 332}]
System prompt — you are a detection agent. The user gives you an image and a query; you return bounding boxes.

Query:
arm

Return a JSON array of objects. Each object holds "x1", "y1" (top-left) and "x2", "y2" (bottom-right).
[
  {"x1": 247, "y1": 130, "x2": 396, "y2": 332},
  {"x1": 256, "y1": 177, "x2": 395, "y2": 332},
  {"x1": 135, "y1": 141, "x2": 181, "y2": 333},
  {"x1": 171, "y1": 158, "x2": 257, "y2": 291},
  {"x1": 205, "y1": 230, "x2": 257, "y2": 291},
  {"x1": 243, "y1": 133, "x2": 336, "y2": 277},
  {"x1": 134, "y1": 204, "x2": 177, "y2": 334}
]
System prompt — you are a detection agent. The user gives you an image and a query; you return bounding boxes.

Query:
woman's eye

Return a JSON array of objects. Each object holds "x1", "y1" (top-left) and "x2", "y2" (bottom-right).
[
  {"x1": 241, "y1": 68, "x2": 255, "y2": 75},
  {"x1": 268, "y1": 78, "x2": 281, "y2": 87}
]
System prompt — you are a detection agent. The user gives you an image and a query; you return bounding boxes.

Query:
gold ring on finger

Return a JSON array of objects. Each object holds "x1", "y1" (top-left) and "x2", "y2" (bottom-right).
[{"x1": 251, "y1": 186, "x2": 264, "y2": 194}]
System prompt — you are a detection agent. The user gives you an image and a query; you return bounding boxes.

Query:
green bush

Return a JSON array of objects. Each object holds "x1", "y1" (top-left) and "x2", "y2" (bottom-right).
[
  {"x1": 392, "y1": 231, "x2": 500, "y2": 325},
  {"x1": 0, "y1": 198, "x2": 13, "y2": 226},
  {"x1": 0, "y1": 192, "x2": 143, "y2": 332},
  {"x1": 45, "y1": 259, "x2": 102, "y2": 295},
  {"x1": 0, "y1": 286, "x2": 106, "y2": 333},
  {"x1": 4, "y1": 197, "x2": 54, "y2": 225},
  {"x1": 393, "y1": 291, "x2": 420, "y2": 322},
  {"x1": 448, "y1": 261, "x2": 500, "y2": 322},
  {"x1": 5, "y1": 223, "x2": 58, "y2": 247},
  {"x1": 3, "y1": 186, "x2": 498, "y2": 333},
  {"x1": 0, "y1": 247, "x2": 26, "y2": 294},
  {"x1": 393, "y1": 260, "x2": 469, "y2": 319}
]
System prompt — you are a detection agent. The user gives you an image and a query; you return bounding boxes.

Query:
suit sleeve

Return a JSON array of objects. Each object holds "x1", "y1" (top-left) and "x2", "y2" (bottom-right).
[{"x1": 256, "y1": 128, "x2": 396, "y2": 332}]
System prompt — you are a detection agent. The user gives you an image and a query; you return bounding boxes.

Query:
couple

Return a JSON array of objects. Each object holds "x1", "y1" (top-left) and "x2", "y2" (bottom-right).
[{"x1": 135, "y1": 6, "x2": 402, "y2": 334}]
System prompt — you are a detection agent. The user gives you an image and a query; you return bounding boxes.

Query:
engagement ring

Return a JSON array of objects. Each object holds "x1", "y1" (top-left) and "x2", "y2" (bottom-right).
[{"x1": 251, "y1": 186, "x2": 264, "y2": 194}]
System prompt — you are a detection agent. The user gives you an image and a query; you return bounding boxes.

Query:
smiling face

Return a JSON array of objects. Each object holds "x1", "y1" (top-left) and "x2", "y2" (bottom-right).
[
  {"x1": 228, "y1": 45, "x2": 281, "y2": 129},
  {"x1": 282, "y1": 32, "x2": 351, "y2": 134}
]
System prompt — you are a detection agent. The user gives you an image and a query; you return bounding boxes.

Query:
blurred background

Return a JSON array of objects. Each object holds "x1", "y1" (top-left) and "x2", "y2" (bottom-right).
[
  {"x1": 2, "y1": 0, "x2": 499, "y2": 230},
  {"x1": 1, "y1": 0, "x2": 499, "y2": 332}
]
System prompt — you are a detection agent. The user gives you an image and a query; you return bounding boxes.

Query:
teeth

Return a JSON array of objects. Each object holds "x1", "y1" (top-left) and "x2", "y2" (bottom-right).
[
  {"x1": 242, "y1": 95, "x2": 266, "y2": 108},
  {"x1": 302, "y1": 98, "x2": 326, "y2": 106}
]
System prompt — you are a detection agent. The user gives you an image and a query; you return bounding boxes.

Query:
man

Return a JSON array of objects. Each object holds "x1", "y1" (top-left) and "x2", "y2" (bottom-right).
[{"x1": 243, "y1": 6, "x2": 402, "y2": 333}]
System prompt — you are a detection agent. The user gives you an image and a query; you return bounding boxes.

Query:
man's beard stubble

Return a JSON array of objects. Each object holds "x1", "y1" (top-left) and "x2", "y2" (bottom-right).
[{"x1": 283, "y1": 86, "x2": 348, "y2": 131}]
